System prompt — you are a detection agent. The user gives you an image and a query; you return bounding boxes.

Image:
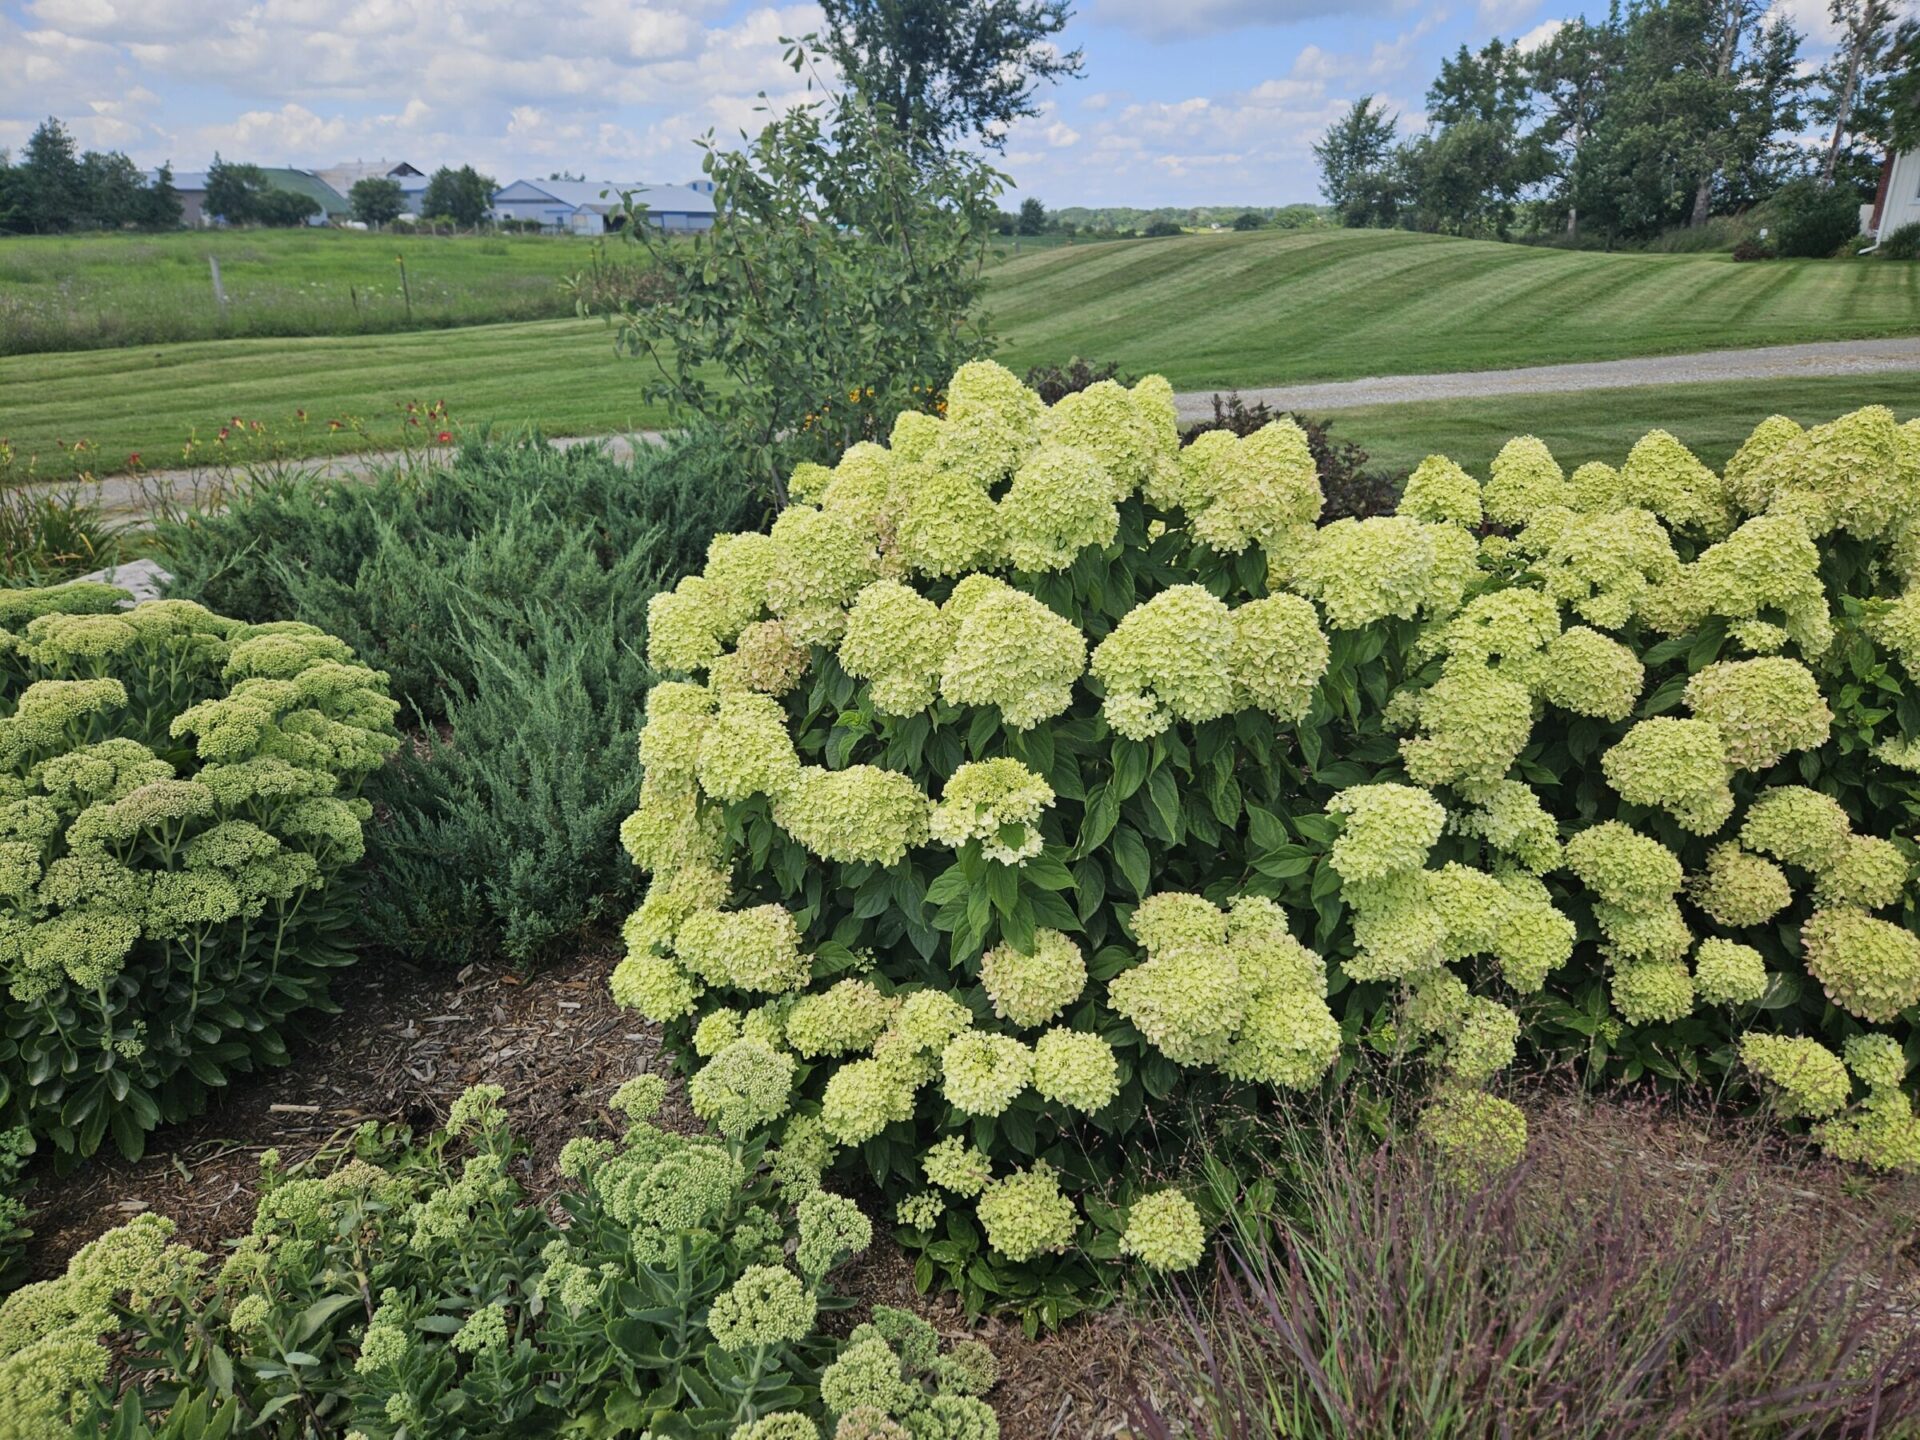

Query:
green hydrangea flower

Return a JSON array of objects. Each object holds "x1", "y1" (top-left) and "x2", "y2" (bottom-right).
[
  {"x1": 978, "y1": 930, "x2": 1085, "y2": 1028},
  {"x1": 975, "y1": 1162, "x2": 1077, "y2": 1263}
]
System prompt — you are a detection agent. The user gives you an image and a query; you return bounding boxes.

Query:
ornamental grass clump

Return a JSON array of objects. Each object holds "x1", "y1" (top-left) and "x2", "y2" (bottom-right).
[
  {"x1": 0, "y1": 582, "x2": 397, "y2": 1162},
  {"x1": 615, "y1": 365, "x2": 1920, "y2": 1317},
  {"x1": 1131, "y1": 1111, "x2": 1920, "y2": 1440}
]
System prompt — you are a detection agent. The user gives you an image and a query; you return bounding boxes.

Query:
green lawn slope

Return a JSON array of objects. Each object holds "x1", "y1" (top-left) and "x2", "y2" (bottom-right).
[{"x1": 988, "y1": 228, "x2": 1920, "y2": 389}]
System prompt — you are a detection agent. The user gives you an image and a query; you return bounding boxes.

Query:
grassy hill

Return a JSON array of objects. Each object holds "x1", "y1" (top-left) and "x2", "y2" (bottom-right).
[
  {"x1": 5, "y1": 228, "x2": 1918, "y2": 481},
  {"x1": 988, "y1": 227, "x2": 1920, "y2": 389}
]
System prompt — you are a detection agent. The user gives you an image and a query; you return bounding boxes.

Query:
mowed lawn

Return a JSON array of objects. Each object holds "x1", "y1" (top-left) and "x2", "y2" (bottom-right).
[
  {"x1": 1328, "y1": 373, "x2": 1920, "y2": 475},
  {"x1": 4, "y1": 321, "x2": 672, "y2": 477},
  {"x1": 989, "y1": 227, "x2": 1920, "y2": 389},
  {"x1": 5, "y1": 228, "x2": 1920, "y2": 480}
]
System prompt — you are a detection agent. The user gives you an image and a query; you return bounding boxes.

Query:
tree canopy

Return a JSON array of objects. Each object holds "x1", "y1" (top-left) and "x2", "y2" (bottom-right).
[
  {"x1": 1311, "y1": 0, "x2": 1893, "y2": 246},
  {"x1": 814, "y1": 0, "x2": 1084, "y2": 153},
  {"x1": 349, "y1": 176, "x2": 406, "y2": 227},
  {"x1": 0, "y1": 118, "x2": 183, "y2": 234},
  {"x1": 421, "y1": 166, "x2": 496, "y2": 228}
]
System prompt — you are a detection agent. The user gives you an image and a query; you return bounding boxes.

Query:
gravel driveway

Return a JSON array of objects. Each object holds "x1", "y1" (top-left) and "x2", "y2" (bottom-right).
[{"x1": 1170, "y1": 336, "x2": 1920, "y2": 421}]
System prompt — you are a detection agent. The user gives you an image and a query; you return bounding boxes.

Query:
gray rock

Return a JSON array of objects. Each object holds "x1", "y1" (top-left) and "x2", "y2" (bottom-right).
[{"x1": 70, "y1": 557, "x2": 173, "y2": 605}]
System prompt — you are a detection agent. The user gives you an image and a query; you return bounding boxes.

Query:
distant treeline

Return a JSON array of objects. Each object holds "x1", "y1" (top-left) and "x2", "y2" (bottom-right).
[
  {"x1": 995, "y1": 200, "x2": 1331, "y2": 238},
  {"x1": 1048, "y1": 204, "x2": 1328, "y2": 232},
  {"x1": 0, "y1": 118, "x2": 182, "y2": 235},
  {"x1": 1315, "y1": 0, "x2": 1920, "y2": 246}
]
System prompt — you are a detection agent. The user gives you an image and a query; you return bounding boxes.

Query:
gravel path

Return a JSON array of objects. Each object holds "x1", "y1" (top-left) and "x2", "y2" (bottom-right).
[
  {"x1": 1169, "y1": 336, "x2": 1920, "y2": 421},
  {"x1": 55, "y1": 336, "x2": 1920, "y2": 516}
]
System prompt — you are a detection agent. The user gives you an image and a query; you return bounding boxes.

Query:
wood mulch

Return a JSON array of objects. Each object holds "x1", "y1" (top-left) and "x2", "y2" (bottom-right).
[{"x1": 24, "y1": 936, "x2": 658, "y2": 1279}]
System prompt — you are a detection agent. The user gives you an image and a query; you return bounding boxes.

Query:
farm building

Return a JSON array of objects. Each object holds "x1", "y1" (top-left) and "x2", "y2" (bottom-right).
[
  {"x1": 156, "y1": 170, "x2": 213, "y2": 227},
  {"x1": 152, "y1": 167, "x2": 351, "y2": 226},
  {"x1": 490, "y1": 178, "x2": 717, "y2": 233},
  {"x1": 315, "y1": 160, "x2": 432, "y2": 219},
  {"x1": 1868, "y1": 149, "x2": 1920, "y2": 244},
  {"x1": 256, "y1": 168, "x2": 353, "y2": 224},
  {"x1": 314, "y1": 159, "x2": 424, "y2": 193}
]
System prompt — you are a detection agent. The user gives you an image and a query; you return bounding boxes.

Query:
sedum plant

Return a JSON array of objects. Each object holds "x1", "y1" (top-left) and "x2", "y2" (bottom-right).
[
  {"x1": 0, "y1": 582, "x2": 398, "y2": 1162},
  {"x1": 2, "y1": 1081, "x2": 998, "y2": 1440},
  {"x1": 614, "y1": 362, "x2": 1920, "y2": 1320}
]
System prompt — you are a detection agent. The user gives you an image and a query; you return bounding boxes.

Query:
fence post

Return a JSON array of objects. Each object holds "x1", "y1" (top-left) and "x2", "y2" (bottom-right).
[{"x1": 208, "y1": 255, "x2": 228, "y2": 319}]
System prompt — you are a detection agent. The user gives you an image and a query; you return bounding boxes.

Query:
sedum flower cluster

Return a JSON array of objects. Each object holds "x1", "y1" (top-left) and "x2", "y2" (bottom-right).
[
  {"x1": 614, "y1": 364, "x2": 1920, "y2": 1313},
  {"x1": 31, "y1": 1077, "x2": 1000, "y2": 1439},
  {"x1": 816, "y1": 1304, "x2": 1002, "y2": 1440},
  {"x1": 0, "y1": 586, "x2": 397, "y2": 1160}
]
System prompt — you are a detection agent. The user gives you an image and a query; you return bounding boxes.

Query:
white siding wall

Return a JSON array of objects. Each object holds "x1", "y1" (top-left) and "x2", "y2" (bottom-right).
[
  {"x1": 493, "y1": 198, "x2": 582, "y2": 229},
  {"x1": 1879, "y1": 150, "x2": 1920, "y2": 241}
]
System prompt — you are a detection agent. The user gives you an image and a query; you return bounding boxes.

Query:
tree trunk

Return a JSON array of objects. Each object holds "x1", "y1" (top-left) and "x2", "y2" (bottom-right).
[
  {"x1": 1689, "y1": 177, "x2": 1714, "y2": 227},
  {"x1": 1693, "y1": 0, "x2": 1747, "y2": 225},
  {"x1": 1824, "y1": 0, "x2": 1888, "y2": 184}
]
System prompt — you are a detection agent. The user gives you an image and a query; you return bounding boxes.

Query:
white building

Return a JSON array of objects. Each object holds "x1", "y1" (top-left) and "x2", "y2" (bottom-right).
[
  {"x1": 1867, "y1": 150, "x2": 1920, "y2": 243},
  {"x1": 489, "y1": 179, "x2": 717, "y2": 234}
]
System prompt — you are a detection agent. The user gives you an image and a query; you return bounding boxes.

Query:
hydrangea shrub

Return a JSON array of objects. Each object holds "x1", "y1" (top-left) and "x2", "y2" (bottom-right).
[
  {"x1": 0, "y1": 583, "x2": 398, "y2": 1162},
  {"x1": 616, "y1": 362, "x2": 1920, "y2": 1315},
  {"x1": 2, "y1": 1081, "x2": 999, "y2": 1440}
]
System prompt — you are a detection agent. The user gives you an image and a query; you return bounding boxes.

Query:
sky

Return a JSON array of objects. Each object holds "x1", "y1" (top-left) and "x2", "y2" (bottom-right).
[{"x1": 0, "y1": 0, "x2": 1868, "y2": 208}]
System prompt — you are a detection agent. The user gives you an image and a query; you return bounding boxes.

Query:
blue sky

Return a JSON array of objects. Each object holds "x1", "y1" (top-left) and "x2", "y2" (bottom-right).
[{"x1": 0, "y1": 0, "x2": 1854, "y2": 207}]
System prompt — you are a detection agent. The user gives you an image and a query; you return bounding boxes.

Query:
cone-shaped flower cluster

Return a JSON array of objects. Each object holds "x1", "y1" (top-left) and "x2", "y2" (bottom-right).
[{"x1": 613, "y1": 363, "x2": 1920, "y2": 1299}]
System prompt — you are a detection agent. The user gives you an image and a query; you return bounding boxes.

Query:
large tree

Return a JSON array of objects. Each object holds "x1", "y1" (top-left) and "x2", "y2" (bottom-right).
[
  {"x1": 421, "y1": 165, "x2": 496, "y2": 228},
  {"x1": 350, "y1": 176, "x2": 406, "y2": 228},
  {"x1": 18, "y1": 117, "x2": 82, "y2": 234},
  {"x1": 76, "y1": 149, "x2": 144, "y2": 230},
  {"x1": 136, "y1": 163, "x2": 183, "y2": 230},
  {"x1": 1528, "y1": 10, "x2": 1627, "y2": 239},
  {"x1": 814, "y1": 0, "x2": 1084, "y2": 153},
  {"x1": 1573, "y1": 0, "x2": 1804, "y2": 242},
  {"x1": 1888, "y1": 20, "x2": 1920, "y2": 153},
  {"x1": 205, "y1": 155, "x2": 272, "y2": 225},
  {"x1": 1402, "y1": 37, "x2": 1547, "y2": 237},
  {"x1": 1313, "y1": 96, "x2": 1403, "y2": 227},
  {"x1": 1813, "y1": 0, "x2": 1901, "y2": 189}
]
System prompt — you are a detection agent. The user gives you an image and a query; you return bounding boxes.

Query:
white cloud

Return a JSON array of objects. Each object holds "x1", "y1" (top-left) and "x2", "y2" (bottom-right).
[
  {"x1": 1091, "y1": 0, "x2": 1393, "y2": 41},
  {"x1": 1766, "y1": 0, "x2": 1843, "y2": 45},
  {"x1": 1513, "y1": 18, "x2": 1563, "y2": 52},
  {"x1": 6, "y1": 1, "x2": 829, "y2": 182}
]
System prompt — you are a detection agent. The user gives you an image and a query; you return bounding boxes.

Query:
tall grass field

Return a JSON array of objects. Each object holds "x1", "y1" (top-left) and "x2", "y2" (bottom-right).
[{"x1": 0, "y1": 228, "x2": 603, "y2": 353}]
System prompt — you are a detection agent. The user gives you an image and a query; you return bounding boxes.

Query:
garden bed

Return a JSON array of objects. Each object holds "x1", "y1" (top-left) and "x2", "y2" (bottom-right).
[
  {"x1": 28, "y1": 935, "x2": 1920, "y2": 1440},
  {"x1": 23, "y1": 937, "x2": 655, "y2": 1281},
  {"x1": 20, "y1": 938, "x2": 1143, "y2": 1438}
]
